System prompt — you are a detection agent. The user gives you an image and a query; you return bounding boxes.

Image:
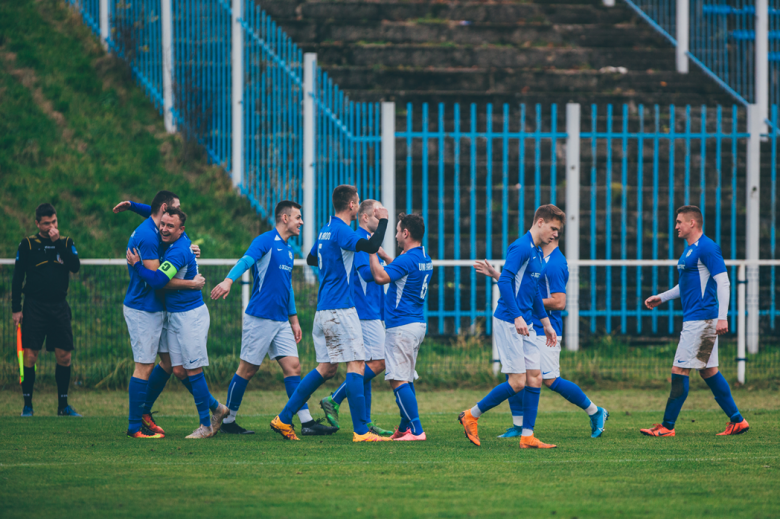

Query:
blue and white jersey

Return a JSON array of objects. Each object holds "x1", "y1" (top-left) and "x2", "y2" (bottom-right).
[
  {"x1": 123, "y1": 217, "x2": 164, "y2": 312},
  {"x1": 383, "y1": 246, "x2": 433, "y2": 329},
  {"x1": 161, "y1": 234, "x2": 204, "y2": 313},
  {"x1": 677, "y1": 234, "x2": 727, "y2": 322},
  {"x1": 310, "y1": 216, "x2": 362, "y2": 311},
  {"x1": 244, "y1": 229, "x2": 295, "y2": 322},
  {"x1": 352, "y1": 226, "x2": 385, "y2": 321},
  {"x1": 493, "y1": 231, "x2": 547, "y2": 325},
  {"x1": 531, "y1": 247, "x2": 569, "y2": 337}
]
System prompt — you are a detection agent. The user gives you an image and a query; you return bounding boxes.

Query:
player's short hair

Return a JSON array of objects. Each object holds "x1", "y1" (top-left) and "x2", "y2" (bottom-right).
[
  {"x1": 398, "y1": 213, "x2": 425, "y2": 241},
  {"x1": 275, "y1": 200, "x2": 301, "y2": 223},
  {"x1": 35, "y1": 203, "x2": 56, "y2": 221},
  {"x1": 151, "y1": 190, "x2": 179, "y2": 215},
  {"x1": 533, "y1": 204, "x2": 566, "y2": 225},
  {"x1": 358, "y1": 199, "x2": 379, "y2": 220},
  {"x1": 164, "y1": 207, "x2": 187, "y2": 226},
  {"x1": 676, "y1": 205, "x2": 703, "y2": 227},
  {"x1": 332, "y1": 185, "x2": 359, "y2": 212}
]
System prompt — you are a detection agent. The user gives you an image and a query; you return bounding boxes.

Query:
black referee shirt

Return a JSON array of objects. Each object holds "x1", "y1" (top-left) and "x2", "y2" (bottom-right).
[{"x1": 12, "y1": 234, "x2": 81, "y2": 312}]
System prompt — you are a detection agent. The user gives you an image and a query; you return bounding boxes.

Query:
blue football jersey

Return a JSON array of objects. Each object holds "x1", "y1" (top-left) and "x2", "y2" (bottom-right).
[
  {"x1": 310, "y1": 216, "x2": 362, "y2": 311},
  {"x1": 124, "y1": 217, "x2": 165, "y2": 312},
  {"x1": 531, "y1": 247, "x2": 569, "y2": 337},
  {"x1": 244, "y1": 229, "x2": 295, "y2": 322},
  {"x1": 352, "y1": 226, "x2": 386, "y2": 321},
  {"x1": 384, "y1": 246, "x2": 433, "y2": 329},
  {"x1": 677, "y1": 234, "x2": 727, "y2": 322},
  {"x1": 161, "y1": 234, "x2": 204, "y2": 313},
  {"x1": 493, "y1": 231, "x2": 547, "y2": 326}
]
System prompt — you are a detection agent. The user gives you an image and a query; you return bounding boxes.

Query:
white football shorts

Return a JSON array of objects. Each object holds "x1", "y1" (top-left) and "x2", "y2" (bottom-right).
[
  {"x1": 167, "y1": 305, "x2": 211, "y2": 370},
  {"x1": 312, "y1": 307, "x2": 365, "y2": 363},
  {"x1": 493, "y1": 317, "x2": 541, "y2": 374},
  {"x1": 361, "y1": 319, "x2": 386, "y2": 361},
  {"x1": 673, "y1": 318, "x2": 719, "y2": 370},
  {"x1": 534, "y1": 334, "x2": 562, "y2": 380},
  {"x1": 240, "y1": 314, "x2": 299, "y2": 366},
  {"x1": 384, "y1": 322, "x2": 427, "y2": 382},
  {"x1": 123, "y1": 305, "x2": 164, "y2": 364}
]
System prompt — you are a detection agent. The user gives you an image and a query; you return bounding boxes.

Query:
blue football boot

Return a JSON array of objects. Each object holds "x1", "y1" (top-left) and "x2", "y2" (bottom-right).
[
  {"x1": 21, "y1": 406, "x2": 34, "y2": 417},
  {"x1": 497, "y1": 425, "x2": 523, "y2": 438},
  {"x1": 57, "y1": 405, "x2": 83, "y2": 417},
  {"x1": 590, "y1": 407, "x2": 609, "y2": 438}
]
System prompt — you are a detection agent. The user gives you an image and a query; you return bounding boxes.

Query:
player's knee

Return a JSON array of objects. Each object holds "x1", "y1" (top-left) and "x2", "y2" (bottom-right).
[
  {"x1": 23, "y1": 349, "x2": 39, "y2": 365},
  {"x1": 507, "y1": 374, "x2": 525, "y2": 392},
  {"x1": 368, "y1": 359, "x2": 385, "y2": 374},
  {"x1": 543, "y1": 378, "x2": 556, "y2": 388},
  {"x1": 699, "y1": 367, "x2": 718, "y2": 379},
  {"x1": 158, "y1": 354, "x2": 172, "y2": 373},
  {"x1": 277, "y1": 357, "x2": 300, "y2": 378},
  {"x1": 54, "y1": 349, "x2": 71, "y2": 366},
  {"x1": 172, "y1": 366, "x2": 187, "y2": 380},
  {"x1": 318, "y1": 363, "x2": 338, "y2": 379}
]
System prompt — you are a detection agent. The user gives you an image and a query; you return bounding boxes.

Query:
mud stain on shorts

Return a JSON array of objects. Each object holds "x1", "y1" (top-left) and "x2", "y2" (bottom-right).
[
  {"x1": 322, "y1": 315, "x2": 346, "y2": 359},
  {"x1": 695, "y1": 321, "x2": 717, "y2": 364}
]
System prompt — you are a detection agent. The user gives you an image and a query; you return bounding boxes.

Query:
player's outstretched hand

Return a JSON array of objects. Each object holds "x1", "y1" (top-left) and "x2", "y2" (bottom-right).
[
  {"x1": 543, "y1": 323, "x2": 557, "y2": 347},
  {"x1": 190, "y1": 244, "x2": 201, "y2": 258},
  {"x1": 645, "y1": 295, "x2": 663, "y2": 309},
  {"x1": 374, "y1": 205, "x2": 389, "y2": 220},
  {"x1": 514, "y1": 316, "x2": 529, "y2": 336},
  {"x1": 716, "y1": 319, "x2": 728, "y2": 336},
  {"x1": 126, "y1": 248, "x2": 141, "y2": 266},
  {"x1": 211, "y1": 279, "x2": 232, "y2": 300},
  {"x1": 192, "y1": 274, "x2": 206, "y2": 290},
  {"x1": 113, "y1": 201, "x2": 131, "y2": 213},
  {"x1": 473, "y1": 259, "x2": 499, "y2": 280}
]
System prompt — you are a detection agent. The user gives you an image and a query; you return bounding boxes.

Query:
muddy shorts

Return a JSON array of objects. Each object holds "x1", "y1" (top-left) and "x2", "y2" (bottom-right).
[
  {"x1": 384, "y1": 322, "x2": 427, "y2": 382},
  {"x1": 312, "y1": 308, "x2": 365, "y2": 363},
  {"x1": 673, "y1": 319, "x2": 719, "y2": 370}
]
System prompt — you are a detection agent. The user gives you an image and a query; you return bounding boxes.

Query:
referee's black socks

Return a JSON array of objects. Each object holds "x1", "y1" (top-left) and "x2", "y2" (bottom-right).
[
  {"x1": 22, "y1": 366, "x2": 35, "y2": 408},
  {"x1": 55, "y1": 364, "x2": 71, "y2": 411}
]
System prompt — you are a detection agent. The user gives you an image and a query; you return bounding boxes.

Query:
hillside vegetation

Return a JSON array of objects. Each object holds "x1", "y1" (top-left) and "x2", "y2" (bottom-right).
[{"x1": 0, "y1": 0, "x2": 266, "y2": 259}]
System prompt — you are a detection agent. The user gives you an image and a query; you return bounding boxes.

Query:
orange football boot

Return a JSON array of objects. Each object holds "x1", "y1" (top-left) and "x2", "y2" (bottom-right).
[
  {"x1": 127, "y1": 429, "x2": 164, "y2": 439},
  {"x1": 270, "y1": 416, "x2": 300, "y2": 441},
  {"x1": 390, "y1": 428, "x2": 410, "y2": 440},
  {"x1": 458, "y1": 409, "x2": 480, "y2": 446},
  {"x1": 519, "y1": 434, "x2": 557, "y2": 449},
  {"x1": 640, "y1": 424, "x2": 675, "y2": 437},
  {"x1": 716, "y1": 419, "x2": 750, "y2": 436},
  {"x1": 353, "y1": 431, "x2": 391, "y2": 442},
  {"x1": 141, "y1": 413, "x2": 165, "y2": 435}
]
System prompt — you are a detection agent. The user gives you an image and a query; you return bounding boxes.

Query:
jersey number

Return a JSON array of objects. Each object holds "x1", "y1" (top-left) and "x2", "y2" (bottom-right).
[
  {"x1": 420, "y1": 274, "x2": 430, "y2": 299},
  {"x1": 317, "y1": 244, "x2": 323, "y2": 270}
]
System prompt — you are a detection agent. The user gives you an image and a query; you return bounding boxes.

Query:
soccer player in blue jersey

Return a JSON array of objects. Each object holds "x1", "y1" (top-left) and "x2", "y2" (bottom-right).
[
  {"x1": 366, "y1": 213, "x2": 432, "y2": 441},
  {"x1": 270, "y1": 185, "x2": 390, "y2": 442},
  {"x1": 210, "y1": 201, "x2": 336, "y2": 436},
  {"x1": 459, "y1": 204, "x2": 561, "y2": 449},
  {"x1": 128, "y1": 208, "x2": 229, "y2": 438},
  {"x1": 319, "y1": 199, "x2": 395, "y2": 437},
  {"x1": 641, "y1": 205, "x2": 749, "y2": 437},
  {"x1": 115, "y1": 194, "x2": 226, "y2": 437},
  {"x1": 475, "y1": 235, "x2": 609, "y2": 439},
  {"x1": 121, "y1": 192, "x2": 207, "y2": 439}
]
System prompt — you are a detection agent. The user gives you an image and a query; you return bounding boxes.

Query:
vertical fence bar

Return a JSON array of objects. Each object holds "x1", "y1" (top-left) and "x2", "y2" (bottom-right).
[
  {"x1": 756, "y1": 0, "x2": 769, "y2": 131},
  {"x1": 242, "y1": 270, "x2": 250, "y2": 313},
  {"x1": 737, "y1": 263, "x2": 747, "y2": 383},
  {"x1": 231, "y1": 0, "x2": 243, "y2": 186},
  {"x1": 162, "y1": 0, "x2": 174, "y2": 133},
  {"x1": 565, "y1": 103, "x2": 580, "y2": 351},
  {"x1": 746, "y1": 103, "x2": 761, "y2": 353},
  {"x1": 303, "y1": 53, "x2": 316, "y2": 277},
  {"x1": 100, "y1": 0, "x2": 109, "y2": 50},
  {"x1": 381, "y1": 102, "x2": 396, "y2": 258},
  {"x1": 677, "y1": 0, "x2": 690, "y2": 73}
]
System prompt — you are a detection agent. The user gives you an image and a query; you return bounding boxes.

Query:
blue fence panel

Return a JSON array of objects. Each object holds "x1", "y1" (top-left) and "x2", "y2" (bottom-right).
[
  {"x1": 67, "y1": 0, "x2": 101, "y2": 37},
  {"x1": 624, "y1": 0, "x2": 677, "y2": 43},
  {"x1": 240, "y1": 0, "x2": 304, "y2": 246}
]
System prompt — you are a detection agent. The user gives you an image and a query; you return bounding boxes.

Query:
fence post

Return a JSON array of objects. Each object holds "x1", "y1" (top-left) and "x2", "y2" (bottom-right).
[
  {"x1": 381, "y1": 102, "x2": 396, "y2": 258},
  {"x1": 491, "y1": 266, "x2": 501, "y2": 376},
  {"x1": 737, "y1": 263, "x2": 747, "y2": 384},
  {"x1": 161, "y1": 0, "x2": 175, "y2": 133},
  {"x1": 756, "y1": 0, "x2": 769, "y2": 133},
  {"x1": 602, "y1": 0, "x2": 615, "y2": 7},
  {"x1": 303, "y1": 53, "x2": 317, "y2": 282},
  {"x1": 241, "y1": 271, "x2": 250, "y2": 314},
  {"x1": 565, "y1": 103, "x2": 581, "y2": 352},
  {"x1": 99, "y1": 0, "x2": 109, "y2": 51},
  {"x1": 676, "y1": 0, "x2": 689, "y2": 74},
  {"x1": 230, "y1": 0, "x2": 243, "y2": 187},
  {"x1": 746, "y1": 104, "x2": 761, "y2": 354}
]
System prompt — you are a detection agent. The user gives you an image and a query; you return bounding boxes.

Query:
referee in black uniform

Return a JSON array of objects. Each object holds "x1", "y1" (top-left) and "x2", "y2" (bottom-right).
[{"x1": 12, "y1": 203, "x2": 82, "y2": 417}]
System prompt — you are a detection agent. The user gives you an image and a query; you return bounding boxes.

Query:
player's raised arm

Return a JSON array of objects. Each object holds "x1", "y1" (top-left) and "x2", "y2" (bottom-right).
[
  {"x1": 354, "y1": 205, "x2": 389, "y2": 254},
  {"x1": 368, "y1": 252, "x2": 392, "y2": 285},
  {"x1": 473, "y1": 259, "x2": 500, "y2": 281},
  {"x1": 211, "y1": 255, "x2": 254, "y2": 300},
  {"x1": 113, "y1": 200, "x2": 152, "y2": 217}
]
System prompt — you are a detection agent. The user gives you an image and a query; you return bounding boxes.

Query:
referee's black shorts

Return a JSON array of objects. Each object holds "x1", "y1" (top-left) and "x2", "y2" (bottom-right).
[{"x1": 21, "y1": 298, "x2": 74, "y2": 352}]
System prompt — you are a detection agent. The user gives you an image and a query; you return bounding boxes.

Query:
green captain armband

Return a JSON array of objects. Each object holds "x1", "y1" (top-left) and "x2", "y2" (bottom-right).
[{"x1": 159, "y1": 261, "x2": 178, "y2": 280}]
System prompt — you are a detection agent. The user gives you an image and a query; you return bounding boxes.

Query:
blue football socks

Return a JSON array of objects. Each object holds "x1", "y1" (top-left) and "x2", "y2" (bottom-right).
[
  {"x1": 143, "y1": 364, "x2": 170, "y2": 414},
  {"x1": 475, "y1": 381, "x2": 518, "y2": 415},
  {"x1": 549, "y1": 378, "x2": 592, "y2": 410},
  {"x1": 283, "y1": 375, "x2": 310, "y2": 415},
  {"x1": 189, "y1": 372, "x2": 213, "y2": 428},
  {"x1": 128, "y1": 377, "x2": 149, "y2": 434},
  {"x1": 521, "y1": 386, "x2": 541, "y2": 433},
  {"x1": 704, "y1": 371, "x2": 743, "y2": 423},
  {"x1": 662, "y1": 374, "x2": 690, "y2": 430},
  {"x1": 398, "y1": 382, "x2": 416, "y2": 431},
  {"x1": 179, "y1": 376, "x2": 193, "y2": 394},
  {"x1": 331, "y1": 381, "x2": 348, "y2": 405},
  {"x1": 226, "y1": 373, "x2": 249, "y2": 415},
  {"x1": 279, "y1": 369, "x2": 324, "y2": 424},
  {"x1": 345, "y1": 372, "x2": 369, "y2": 435},
  {"x1": 394, "y1": 383, "x2": 423, "y2": 435},
  {"x1": 363, "y1": 365, "x2": 377, "y2": 422}
]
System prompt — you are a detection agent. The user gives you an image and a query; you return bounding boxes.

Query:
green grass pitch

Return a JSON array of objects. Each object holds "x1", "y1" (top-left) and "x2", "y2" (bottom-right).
[{"x1": 1, "y1": 387, "x2": 779, "y2": 518}]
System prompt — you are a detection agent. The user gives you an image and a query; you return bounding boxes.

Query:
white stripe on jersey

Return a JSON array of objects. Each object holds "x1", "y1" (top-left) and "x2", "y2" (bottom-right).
[
  {"x1": 697, "y1": 259, "x2": 711, "y2": 297},
  {"x1": 341, "y1": 248, "x2": 354, "y2": 285},
  {"x1": 514, "y1": 259, "x2": 530, "y2": 297},
  {"x1": 253, "y1": 250, "x2": 272, "y2": 295},
  {"x1": 394, "y1": 274, "x2": 409, "y2": 308}
]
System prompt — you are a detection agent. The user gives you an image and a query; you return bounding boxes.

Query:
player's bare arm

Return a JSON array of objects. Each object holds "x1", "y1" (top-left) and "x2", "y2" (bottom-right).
[
  {"x1": 473, "y1": 259, "x2": 500, "y2": 281},
  {"x1": 289, "y1": 314, "x2": 303, "y2": 343},
  {"x1": 543, "y1": 292, "x2": 566, "y2": 311},
  {"x1": 113, "y1": 200, "x2": 131, "y2": 213},
  {"x1": 211, "y1": 278, "x2": 233, "y2": 300},
  {"x1": 368, "y1": 253, "x2": 392, "y2": 285},
  {"x1": 126, "y1": 248, "x2": 203, "y2": 290}
]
